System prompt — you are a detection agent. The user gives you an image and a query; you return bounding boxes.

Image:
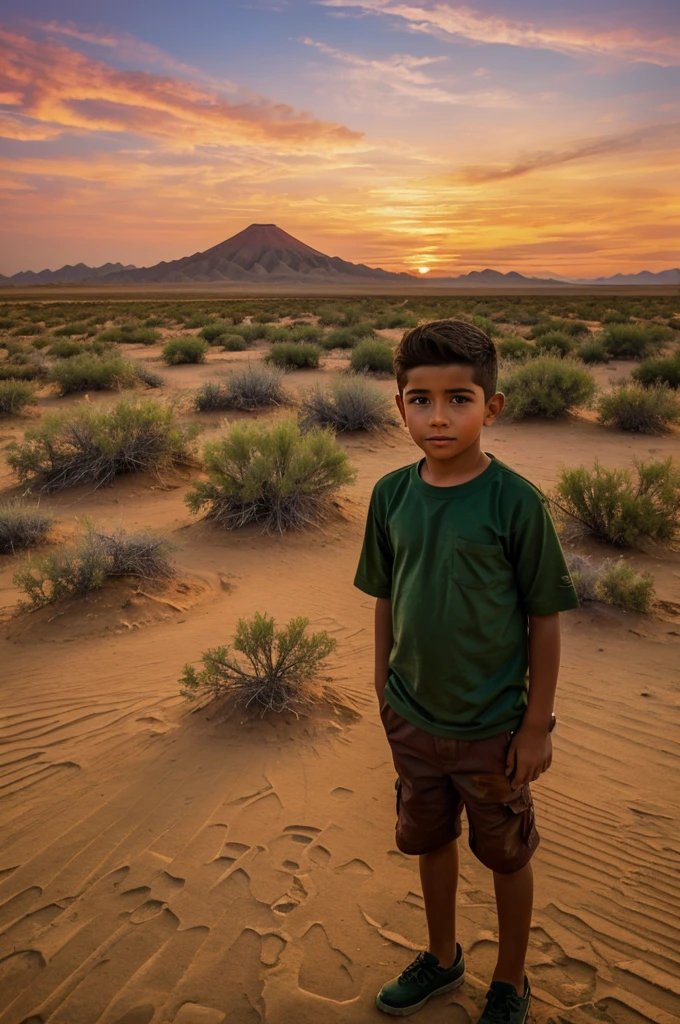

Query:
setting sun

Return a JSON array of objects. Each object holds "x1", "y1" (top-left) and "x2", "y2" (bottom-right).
[{"x1": 418, "y1": 266, "x2": 430, "y2": 275}]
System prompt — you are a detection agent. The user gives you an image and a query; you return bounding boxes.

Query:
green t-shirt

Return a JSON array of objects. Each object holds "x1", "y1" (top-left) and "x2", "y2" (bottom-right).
[{"x1": 354, "y1": 453, "x2": 579, "y2": 740}]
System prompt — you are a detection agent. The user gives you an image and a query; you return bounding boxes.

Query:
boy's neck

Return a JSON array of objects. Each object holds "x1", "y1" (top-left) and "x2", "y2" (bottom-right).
[{"x1": 420, "y1": 440, "x2": 491, "y2": 488}]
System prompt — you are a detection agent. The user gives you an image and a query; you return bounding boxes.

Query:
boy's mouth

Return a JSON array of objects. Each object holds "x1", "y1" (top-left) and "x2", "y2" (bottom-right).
[{"x1": 426, "y1": 436, "x2": 456, "y2": 443}]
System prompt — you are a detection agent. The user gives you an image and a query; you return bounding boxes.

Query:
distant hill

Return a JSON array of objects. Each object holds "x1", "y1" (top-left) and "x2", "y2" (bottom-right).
[
  {"x1": 0, "y1": 262, "x2": 137, "y2": 286},
  {"x1": 1, "y1": 226, "x2": 678, "y2": 287}
]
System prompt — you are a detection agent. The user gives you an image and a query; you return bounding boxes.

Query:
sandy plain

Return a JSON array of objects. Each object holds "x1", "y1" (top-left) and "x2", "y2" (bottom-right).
[{"x1": 0, "y1": 325, "x2": 679, "y2": 1024}]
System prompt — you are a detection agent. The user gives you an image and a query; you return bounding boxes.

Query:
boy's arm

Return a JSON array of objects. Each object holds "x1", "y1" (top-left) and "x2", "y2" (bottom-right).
[
  {"x1": 506, "y1": 612, "x2": 560, "y2": 789},
  {"x1": 374, "y1": 597, "x2": 393, "y2": 708}
]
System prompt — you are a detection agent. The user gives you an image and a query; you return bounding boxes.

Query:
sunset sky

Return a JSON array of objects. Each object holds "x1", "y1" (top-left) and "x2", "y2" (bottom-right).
[{"x1": 1, "y1": 1, "x2": 678, "y2": 277}]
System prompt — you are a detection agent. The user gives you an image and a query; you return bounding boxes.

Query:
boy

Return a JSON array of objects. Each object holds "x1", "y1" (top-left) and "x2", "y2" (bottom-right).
[{"x1": 354, "y1": 320, "x2": 578, "y2": 1023}]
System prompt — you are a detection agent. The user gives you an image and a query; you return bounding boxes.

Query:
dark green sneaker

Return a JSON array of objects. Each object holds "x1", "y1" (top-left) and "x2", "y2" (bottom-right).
[
  {"x1": 477, "y1": 977, "x2": 531, "y2": 1023},
  {"x1": 376, "y1": 945, "x2": 465, "y2": 1016}
]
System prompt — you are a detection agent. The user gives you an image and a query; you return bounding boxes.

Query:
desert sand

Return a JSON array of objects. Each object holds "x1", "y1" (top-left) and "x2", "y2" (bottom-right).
[{"x1": 0, "y1": 338, "x2": 679, "y2": 1024}]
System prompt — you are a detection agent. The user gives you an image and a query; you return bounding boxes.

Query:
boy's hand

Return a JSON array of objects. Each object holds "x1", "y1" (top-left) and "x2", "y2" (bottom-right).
[{"x1": 505, "y1": 724, "x2": 552, "y2": 789}]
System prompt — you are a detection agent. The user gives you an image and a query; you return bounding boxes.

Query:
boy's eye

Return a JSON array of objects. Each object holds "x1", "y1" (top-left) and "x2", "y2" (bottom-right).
[
  {"x1": 452, "y1": 396, "x2": 470, "y2": 404},
  {"x1": 409, "y1": 396, "x2": 429, "y2": 405}
]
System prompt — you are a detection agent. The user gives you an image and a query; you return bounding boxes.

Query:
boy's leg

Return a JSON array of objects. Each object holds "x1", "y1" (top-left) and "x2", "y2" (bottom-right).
[
  {"x1": 420, "y1": 839, "x2": 459, "y2": 968},
  {"x1": 493, "y1": 862, "x2": 533, "y2": 992}
]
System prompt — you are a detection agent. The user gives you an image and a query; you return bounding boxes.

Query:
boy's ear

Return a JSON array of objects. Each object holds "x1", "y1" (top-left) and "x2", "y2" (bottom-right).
[
  {"x1": 484, "y1": 391, "x2": 505, "y2": 426},
  {"x1": 395, "y1": 392, "x2": 407, "y2": 425}
]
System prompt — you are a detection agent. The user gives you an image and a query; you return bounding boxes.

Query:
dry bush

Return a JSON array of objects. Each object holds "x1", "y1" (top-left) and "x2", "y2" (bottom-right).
[
  {"x1": 598, "y1": 382, "x2": 680, "y2": 433},
  {"x1": 0, "y1": 500, "x2": 53, "y2": 554},
  {"x1": 266, "y1": 342, "x2": 320, "y2": 369},
  {"x1": 350, "y1": 339, "x2": 394, "y2": 375},
  {"x1": 553, "y1": 458, "x2": 680, "y2": 547},
  {"x1": 566, "y1": 554, "x2": 655, "y2": 614},
  {"x1": 499, "y1": 357, "x2": 596, "y2": 419},
  {"x1": 321, "y1": 324, "x2": 375, "y2": 349},
  {"x1": 53, "y1": 322, "x2": 92, "y2": 337},
  {"x1": 299, "y1": 375, "x2": 393, "y2": 432},
  {"x1": 162, "y1": 337, "x2": 209, "y2": 365},
  {"x1": 221, "y1": 334, "x2": 248, "y2": 351},
  {"x1": 0, "y1": 380, "x2": 37, "y2": 415},
  {"x1": 632, "y1": 353, "x2": 680, "y2": 389},
  {"x1": 6, "y1": 397, "x2": 198, "y2": 491},
  {"x1": 186, "y1": 419, "x2": 355, "y2": 533},
  {"x1": 200, "y1": 322, "x2": 233, "y2": 343},
  {"x1": 533, "y1": 331, "x2": 575, "y2": 357},
  {"x1": 14, "y1": 522, "x2": 175, "y2": 607},
  {"x1": 48, "y1": 339, "x2": 87, "y2": 358},
  {"x1": 496, "y1": 337, "x2": 533, "y2": 361},
  {"x1": 47, "y1": 353, "x2": 140, "y2": 395},
  {"x1": 193, "y1": 364, "x2": 287, "y2": 412},
  {"x1": 600, "y1": 324, "x2": 672, "y2": 359},
  {"x1": 578, "y1": 338, "x2": 611, "y2": 363},
  {"x1": 98, "y1": 326, "x2": 160, "y2": 345},
  {"x1": 180, "y1": 612, "x2": 336, "y2": 715}
]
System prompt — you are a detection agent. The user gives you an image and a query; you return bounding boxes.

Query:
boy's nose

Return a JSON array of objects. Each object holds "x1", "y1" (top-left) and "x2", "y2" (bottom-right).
[{"x1": 429, "y1": 408, "x2": 450, "y2": 426}]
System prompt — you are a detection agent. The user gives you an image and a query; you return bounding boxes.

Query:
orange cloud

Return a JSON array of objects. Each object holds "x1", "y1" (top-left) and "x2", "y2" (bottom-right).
[
  {"x1": 0, "y1": 29, "x2": 365, "y2": 153},
  {"x1": 320, "y1": 2, "x2": 680, "y2": 66}
]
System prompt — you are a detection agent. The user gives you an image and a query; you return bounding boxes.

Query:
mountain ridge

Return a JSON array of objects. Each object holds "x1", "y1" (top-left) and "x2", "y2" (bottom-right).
[{"x1": 1, "y1": 225, "x2": 678, "y2": 287}]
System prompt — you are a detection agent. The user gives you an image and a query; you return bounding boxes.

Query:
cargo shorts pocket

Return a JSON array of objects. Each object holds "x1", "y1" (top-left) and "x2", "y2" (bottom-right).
[
  {"x1": 504, "y1": 785, "x2": 536, "y2": 844},
  {"x1": 451, "y1": 539, "x2": 511, "y2": 590}
]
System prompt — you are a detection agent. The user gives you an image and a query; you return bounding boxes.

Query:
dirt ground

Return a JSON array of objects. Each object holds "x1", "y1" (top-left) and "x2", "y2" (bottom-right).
[{"x1": 0, "y1": 340, "x2": 679, "y2": 1024}]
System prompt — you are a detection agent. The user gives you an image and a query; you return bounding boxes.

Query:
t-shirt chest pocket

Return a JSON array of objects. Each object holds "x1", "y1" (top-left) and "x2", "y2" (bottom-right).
[{"x1": 451, "y1": 538, "x2": 511, "y2": 590}]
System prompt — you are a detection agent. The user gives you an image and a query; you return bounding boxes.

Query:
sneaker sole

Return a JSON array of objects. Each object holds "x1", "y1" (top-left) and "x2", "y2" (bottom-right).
[{"x1": 375, "y1": 974, "x2": 465, "y2": 1017}]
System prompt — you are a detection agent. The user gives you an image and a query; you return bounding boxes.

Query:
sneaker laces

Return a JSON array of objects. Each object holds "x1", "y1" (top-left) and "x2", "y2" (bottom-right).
[
  {"x1": 482, "y1": 986, "x2": 522, "y2": 1023},
  {"x1": 399, "y1": 952, "x2": 436, "y2": 986}
]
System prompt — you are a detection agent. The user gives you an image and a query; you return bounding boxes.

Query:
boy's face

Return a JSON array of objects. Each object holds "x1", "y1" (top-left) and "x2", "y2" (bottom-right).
[{"x1": 395, "y1": 363, "x2": 504, "y2": 461}]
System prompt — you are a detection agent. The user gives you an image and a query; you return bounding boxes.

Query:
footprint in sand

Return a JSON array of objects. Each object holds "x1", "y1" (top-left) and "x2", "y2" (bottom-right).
[
  {"x1": 333, "y1": 859, "x2": 373, "y2": 876},
  {"x1": 308, "y1": 844, "x2": 331, "y2": 867},
  {"x1": 271, "y1": 874, "x2": 309, "y2": 915},
  {"x1": 260, "y1": 932, "x2": 287, "y2": 967},
  {"x1": 298, "y1": 923, "x2": 364, "y2": 1001},
  {"x1": 331, "y1": 787, "x2": 354, "y2": 800},
  {"x1": 111, "y1": 1007, "x2": 156, "y2": 1024}
]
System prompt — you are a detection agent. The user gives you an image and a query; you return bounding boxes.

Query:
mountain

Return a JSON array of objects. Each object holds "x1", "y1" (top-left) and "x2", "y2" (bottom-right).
[
  {"x1": 426, "y1": 268, "x2": 562, "y2": 287},
  {"x1": 569, "y1": 268, "x2": 680, "y2": 286},
  {"x1": 99, "y1": 224, "x2": 411, "y2": 284},
  {"x1": 0, "y1": 262, "x2": 137, "y2": 286}
]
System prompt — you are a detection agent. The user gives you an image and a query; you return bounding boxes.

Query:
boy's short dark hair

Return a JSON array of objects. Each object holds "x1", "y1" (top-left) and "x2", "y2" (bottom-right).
[{"x1": 394, "y1": 319, "x2": 498, "y2": 401}]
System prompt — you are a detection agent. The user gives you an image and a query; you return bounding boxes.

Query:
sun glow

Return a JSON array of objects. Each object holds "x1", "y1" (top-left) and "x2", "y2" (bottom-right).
[{"x1": 417, "y1": 266, "x2": 430, "y2": 274}]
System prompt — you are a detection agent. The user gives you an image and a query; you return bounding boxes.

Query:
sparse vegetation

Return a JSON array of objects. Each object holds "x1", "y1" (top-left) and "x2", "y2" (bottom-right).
[
  {"x1": 598, "y1": 383, "x2": 680, "y2": 433},
  {"x1": 200, "y1": 322, "x2": 233, "y2": 343},
  {"x1": 47, "y1": 353, "x2": 141, "y2": 394},
  {"x1": 632, "y1": 354, "x2": 680, "y2": 389},
  {"x1": 496, "y1": 337, "x2": 533, "y2": 361},
  {"x1": 600, "y1": 323, "x2": 673, "y2": 360},
  {"x1": 321, "y1": 324, "x2": 375, "y2": 349},
  {"x1": 0, "y1": 380, "x2": 38, "y2": 415},
  {"x1": 179, "y1": 611, "x2": 336, "y2": 715},
  {"x1": 533, "y1": 331, "x2": 574, "y2": 357},
  {"x1": 578, "y1": 338, "x2": 611, "y2": 363},
  {"x1": 350, "y1": 339, "x2": 394, "y2": 375},
  {"x1": 221, "y1": 334, "x2": 249, "y2": 351},
  {"x1": 48, "y1": 339, "x2": 87, "y2": 359},
  {"x1": 193, "y1": 364, "x2": 288, "y2": 412},
  {"x1": 97, "y1": 326, "x2": 160, "y2": 346},
  {"x1": 500, "y1": 357, "x2": 596, "y2": 419},
  {"x1": 266, "y1": 342, "x2": 320, "y2": 369},
  {"x1": 299, "y1": 376, "x2": 393, "y2": 432},
  {"x1": 6, "y1": 398, "x2": 198, "y2": 491},
  {"x1": 567, "y1": 554, "x2": 655, "y2": 614},
  {"x1": 53, "y1": 322, "x2": 92, "y2": 338},
  {"x1": 186, "y1": 419, "x2": 355, "y2": 532},
  {"x1": 162, "y1": 337, "x2": 209, "y2": 364},
  {"x1": 14, "y1": 522, "x2": 175, "y2": 607},
  {"x1": 553, "y1": 458, "x2": 680, "y2": 547},
  {"x1": 0, "y1": 500, "x2": 53, "y2": 554}
]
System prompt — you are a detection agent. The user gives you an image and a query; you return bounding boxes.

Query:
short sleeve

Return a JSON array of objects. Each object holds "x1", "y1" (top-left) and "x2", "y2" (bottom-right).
[
  {"x1": 354, "y1": 489, "x2": 393, "y2": 599},
  {"x1": 510, "y1": 496, "x2": 579, "y2": 615}
]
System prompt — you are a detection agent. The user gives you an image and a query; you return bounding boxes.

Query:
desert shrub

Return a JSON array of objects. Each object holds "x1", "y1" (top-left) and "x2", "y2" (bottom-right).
[
  {"x1": 668, "y1": 317, "x2": 680, "y2": 331},
  {"x1": 162, "y1": 337, "x2": 209, "y2": 365},
  {"x1": 11, "y1": 324, "x2": 45, "y2": 337},
  {"x1": 0, "y1": 500, "x2": 53, "y2": 553},
  {"x1": 471, "y1": 314, "x2": 500, "y2": 337},
  {"x1": 221, "y1": 334, "x2": 248, "y2": 352},
  {"x1": 266, "y1": 342, "x2": 320, "y2": 369},
  {"x1": 372, "y1": 311, "x2": 418, "y2": 330},
  {"x1": 179, "y1": 612, "x2": 336, "y2": 714},
  {"x1": 183, "y1": 312, "x2": 211, "y2": 329},
  {"x1": 553, "y1": 458, "x2": 680, "y2": 547},
  {"x1": 350, "y1": 339, "x2": 394, "y2": 375},
  {"x1": 0, "y1": 380, "x2": 37, "y2": 415},
  {"x1": 500, "y1": 357, "x2": 596, "y2": 419},
  {"x1": 134, "y1": 363, "x2": 165, "y2": 389},
  {"x1": 598, "y1": 383, "x2": 680, "y2": 434},
  {"x1": 14, "y1": 523, "x2": 175, "y2": 607},
  {"x1": 48, "y1": 339, "x2": 87, "y2": 359},
  {"x1": 632, "y1": 354, "x2": 680, "y2": 389},
  {"x1": 567, "y1": 554, "x2": 655, "y2": 614},
  {"x1": 53, "y1": 322, "x2": 91, "y2": 337},
  {"x1": 578, "y1": 338, "x2": 611, "y2": 363},
  {"x1": 533, "y1": 331, "x2": 574, "y2": 357},
  {"x1": 321, "y1": 323, "x2": 375, "y2": 349},
  {"x1": 186, "y1": 419, "x2": 355, "y2": 532},
  {"x1": 602, "y1": 310, "x2": 630, "y2": 325},
  {"x1": 48, "y1": 353, "x2": 140, "y2": 395},
  {"x1": 200, "y1": 322, "x2": 232, "y2": 343},
  {"x1": 31, "y1": 336, "x2": 51, "y2": 350},
  {"x1": 229, "y1": 323, "x2": 270, "y2": 344},
  {"x1": 600, "y1": 323, "x2": 672, "y2": 359},
  {"x1": 0, "y1": 362, "x2": 44, "y2": 381},
  {"x1": 299, "y1": 376, "x2": 393, "y2": 432},
  {"x1": 6, "y1": 397, "x2": 198, "y2": 491},
  {"x1": 253, "y1": 312, "x2": 278, "y2": 324},
  {"x1": 496, "y1": 337, "x2": 533, "y2": 361},
  {"x1": 97, "y1": 326, "x2": 160, "y2": 346},
  {"x1": 530, "y1": 319, "x2": 589, "y2": 339},
  {"x1": 193, "y1": 364, "x2": 287, "y2": 412}
]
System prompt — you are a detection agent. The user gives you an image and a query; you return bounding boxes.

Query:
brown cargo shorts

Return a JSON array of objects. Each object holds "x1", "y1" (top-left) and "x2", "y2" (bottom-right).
[{"x1": 381, "y1": 703, "x2": 539, "y2": 873}]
